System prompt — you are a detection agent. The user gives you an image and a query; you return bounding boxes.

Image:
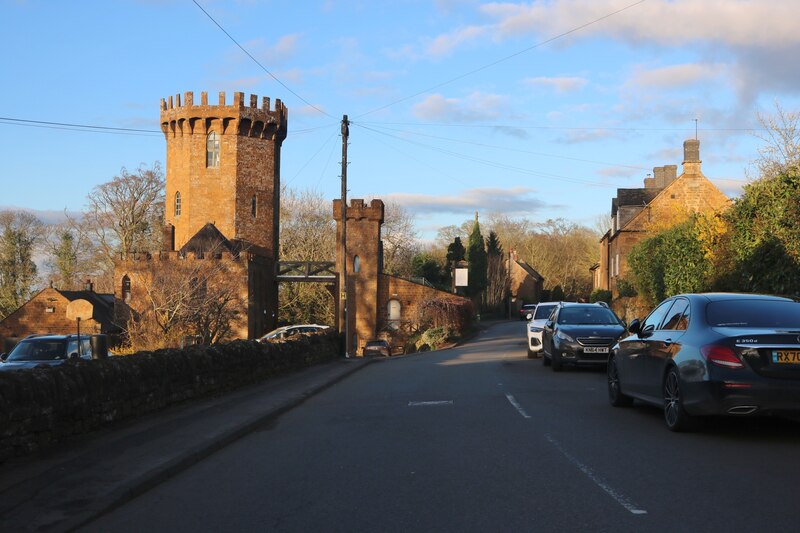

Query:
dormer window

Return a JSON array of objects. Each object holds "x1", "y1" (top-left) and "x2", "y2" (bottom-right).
[
  {"x1": 175, "y1": 191, "x2": 181, "y2": 216},
  {"x1": 206, "y1": 131, "x2": 220, "y2": 168}
]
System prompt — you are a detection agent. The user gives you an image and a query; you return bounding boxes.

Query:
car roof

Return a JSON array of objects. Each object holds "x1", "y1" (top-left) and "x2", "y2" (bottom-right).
[{"x1": 678, "y1": 293, "x2": 798, "y2": 303}]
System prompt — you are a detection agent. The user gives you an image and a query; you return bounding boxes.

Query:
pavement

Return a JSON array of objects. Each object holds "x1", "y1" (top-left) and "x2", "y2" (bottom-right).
[{"x1": 0, "y1": 357, "x2": 374, "y2": 533}]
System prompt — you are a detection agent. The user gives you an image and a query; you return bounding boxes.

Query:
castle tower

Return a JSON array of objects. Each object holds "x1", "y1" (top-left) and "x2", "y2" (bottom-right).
[
  {"x1": 333, "y1": 199, "x2": 385, "y2": 355},
  {"x1": 160, "y1": 91, "x2": 288, "y2": 255}
]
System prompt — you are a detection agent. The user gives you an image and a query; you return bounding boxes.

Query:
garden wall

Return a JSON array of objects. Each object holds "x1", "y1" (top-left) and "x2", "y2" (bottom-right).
[{"x1": 0, "y1": 331, "x2": 341, "y2": 460}]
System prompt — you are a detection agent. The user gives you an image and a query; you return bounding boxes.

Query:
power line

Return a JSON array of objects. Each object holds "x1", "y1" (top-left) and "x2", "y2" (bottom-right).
[
  {"x1": 192, "y1": 0, "x2": 334, "y2": 120},
  {"x1": 354, "y1": 0, "x2": 649, "y2": 118},
  {"x1": 0, "y1": 116, "x2": 161, "y2": 136},
  {"x1": 355, "y1": 120, "x2": 764, "y2": 133},
  {"x1": 356, "y1": 122, "x2": 650, "y2": 170}
]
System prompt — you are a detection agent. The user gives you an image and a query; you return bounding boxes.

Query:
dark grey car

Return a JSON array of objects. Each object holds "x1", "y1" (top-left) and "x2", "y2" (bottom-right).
[
  {"x1": 608, "y1": 293, "x2": 800, "y2": 431},
  {"x1": 0, "y1": 334, "x2": 93, "y2": 371},
  {"x1": 541, "y1": 303, "x2": 626, "y2": 371}
]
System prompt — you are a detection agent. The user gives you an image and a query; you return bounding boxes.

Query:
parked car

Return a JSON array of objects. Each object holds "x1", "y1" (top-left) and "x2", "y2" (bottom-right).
[
  {"x1": 363, "y1": 339, "x2": 391, "y2": 357},
  {"x1": 608, "y1": 293, "x2": 800, "y2": 432},
  {"x1": 258, "y1": 324, "x2": 329, "y2": 342},
  {"x1": 519, "y1": 304, "x2": 537, "y2": 321},
  {"x1": 0, "y1": 334, "x2": 97, "y2": 371},
  {"x1": 541, "y1": 303, "x2": 626, "y2": 371},
  {"x1": 526, "y1": 301, "x2": 560, "y2": 358}
]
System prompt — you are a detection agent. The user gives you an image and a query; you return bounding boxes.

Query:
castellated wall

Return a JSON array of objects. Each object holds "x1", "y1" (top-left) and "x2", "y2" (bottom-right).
[
  {"x1": 160, "y1": 91, "x2": 287, "y2": 256},
  {"x1": 114, "y1": 250, "x2": 273, "y2": 340}
]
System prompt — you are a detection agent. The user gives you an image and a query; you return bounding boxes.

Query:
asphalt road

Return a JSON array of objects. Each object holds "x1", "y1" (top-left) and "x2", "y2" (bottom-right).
[{"x1": 82, "y1": 321, "x2": 800, "y2": 532}]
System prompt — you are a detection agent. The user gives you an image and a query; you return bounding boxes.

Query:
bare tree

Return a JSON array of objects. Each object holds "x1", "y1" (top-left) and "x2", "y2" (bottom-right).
[
  {"x1": 84, "y1": 163, "x2": 165, "y2": 269},
  {"x1": 0, "y1": 210, "x2": 44, "y2": 318},
  {"x1": 381, "y1": 201, "x2": 419, "y2": 277},
  {"x1": 125, "y1": 254, "x2": 244, "y2": 351},
  {"x1": 753, "y1": 102, "x2": 800, "y2": 179},
  {"x1": 278, "y1": 187, "x2": 336, "y2": 325}
]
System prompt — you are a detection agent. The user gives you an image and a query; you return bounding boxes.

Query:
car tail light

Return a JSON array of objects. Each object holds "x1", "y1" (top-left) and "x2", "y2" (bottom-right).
[{"x1": 701, "y1": 345, "x2": 744, "y2": 369}]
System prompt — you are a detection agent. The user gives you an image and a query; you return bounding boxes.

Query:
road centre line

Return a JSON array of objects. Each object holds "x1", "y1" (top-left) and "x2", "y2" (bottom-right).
[
  {"x1": 408, "y1": 401, "x2": 453, "y2": 407},
  {"x1": 505, "y1": 394, "x2": 531, "y2": 419},
  {"x1": 544, "y1": 434, "x2": 647, "y2": 515}
]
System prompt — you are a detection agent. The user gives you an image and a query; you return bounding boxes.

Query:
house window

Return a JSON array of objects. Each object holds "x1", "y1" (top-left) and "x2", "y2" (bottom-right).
[
  {"x1": 251, "y1": 196, "x2": 257, "y2": 218},
  {"x1": 206, "y1": 131, "x2": 220, "y2": 168},
  {"x1": 387, "y1": 299, "x2": 401, "y2": 330},
  {"x1": 614, "y1": 254, "x2": 620, "y2": 277},
  {"x1": 353, "y1": 255, "x2": 360, "y2": 273},
  {"x1": 122, "y1": 275, "x2": 131, "y2": 303},
  {"x1": 174, "y1": 191, "x2": 181, "y2": 216}
]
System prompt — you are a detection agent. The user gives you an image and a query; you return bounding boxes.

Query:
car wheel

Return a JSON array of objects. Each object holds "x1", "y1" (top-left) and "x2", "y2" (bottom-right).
[
  {"x1": 527, "y1": 348, "x2": 534, "y2": 359},
  {"x1": 551, "y1": 352, "x2": 563, "y2": 372},
  {"x1": 607, "y1": 356, "x2": 633, "y2": 407},
  {"x1": 542, "y1": 353, "x2": 551, "y2": 366},
  {"x1": 663, "y1": 367, "x2": 701, "y2": 432}
]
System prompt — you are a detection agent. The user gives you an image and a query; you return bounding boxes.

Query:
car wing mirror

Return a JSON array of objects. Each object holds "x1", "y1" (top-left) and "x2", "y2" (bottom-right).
[
  {"x1": 0, "y1": 353, "x2": 5, "y2": 362},
  {"x1": 628, "y1": 318, "x2": 641, "y2": 335},
  {"x1": 69, "y1": 352, "x2": 80, "y2": 360},
  {"x1": 545, "y1": 320, "x2": 554, "y2": 329}
]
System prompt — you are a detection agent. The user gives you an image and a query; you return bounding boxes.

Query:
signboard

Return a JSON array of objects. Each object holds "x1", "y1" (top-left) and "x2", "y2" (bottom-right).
[{"x1": 455, "y1": 268, "x2": 468, "y2": 287}]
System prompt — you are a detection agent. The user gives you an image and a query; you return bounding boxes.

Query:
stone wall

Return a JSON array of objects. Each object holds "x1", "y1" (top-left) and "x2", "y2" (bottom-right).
[{"x1": 0, "y1": 330, "x2": 341, "y2": 460}]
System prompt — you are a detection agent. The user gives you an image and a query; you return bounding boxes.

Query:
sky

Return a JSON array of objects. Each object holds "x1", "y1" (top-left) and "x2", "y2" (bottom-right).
[{"x1": 3, "y1": 0, "x2": 800, "y2": 240}]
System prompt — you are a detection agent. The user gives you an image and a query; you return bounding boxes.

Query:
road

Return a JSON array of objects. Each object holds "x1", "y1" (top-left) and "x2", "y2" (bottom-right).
[{"x1": 82, "y1": 321, "x2": 800, "y2": 532}]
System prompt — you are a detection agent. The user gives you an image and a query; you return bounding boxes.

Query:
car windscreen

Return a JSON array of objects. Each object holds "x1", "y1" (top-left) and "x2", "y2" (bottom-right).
[
  {"x1": 707, "y1": 299, "x2": 800, "y2": 328},
  {"x1": 534, "y1": 305, "x2": 556, "y2": 320},
  {"x1": 6, "y1": 340, "x2": 66, "y2": 361},
  {"x1": 557, "y1": 307, "x2": 619, "y2": 325}
]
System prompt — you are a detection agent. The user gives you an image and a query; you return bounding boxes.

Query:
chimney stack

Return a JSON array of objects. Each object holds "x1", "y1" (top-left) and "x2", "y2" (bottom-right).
[
  {"x1": 654, "y1": 166, "x2": 666, "y2": 188},
  {"x1": 683, "y1": 139, "x2": 702, "y2": 175},
  {"x1": 84, "y1": 279, "x2": 93, "y2": 292}
]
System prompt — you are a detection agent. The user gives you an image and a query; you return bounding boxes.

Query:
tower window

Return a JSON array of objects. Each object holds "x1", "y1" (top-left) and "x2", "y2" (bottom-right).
[
  {"x1": 175, "y1": 191, "x2": 181, "y2": 216},
  {"x1": 251, "y1": 196, "x2": 257, "y2": 218},
  {"x1": 353, "y1": 255, "x2": 360, "y2": 273},
  {"x1": 206, "y1": 131, "x2": 220, "y2": 168}
]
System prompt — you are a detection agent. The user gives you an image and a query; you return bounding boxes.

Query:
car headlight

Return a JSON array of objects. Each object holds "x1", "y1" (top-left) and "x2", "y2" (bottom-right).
[
  {"x1": 556, "y1": 330, "x2": 575, "y2": 343},
  {"x1": 528, "y1": 326, "x2": 543, "y2": 332}
]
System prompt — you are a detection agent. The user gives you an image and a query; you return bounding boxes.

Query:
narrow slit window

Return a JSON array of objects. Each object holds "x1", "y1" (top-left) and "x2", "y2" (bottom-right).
[
  {"x1": 122, "y1": 275, "x2": 131, "y2": 303},
  {"x1": 251, "y1": 196, "x2": 257, "y2": 218},
  {"x1": 174, "y1": 191, "x2": 181, "y2": 216}
]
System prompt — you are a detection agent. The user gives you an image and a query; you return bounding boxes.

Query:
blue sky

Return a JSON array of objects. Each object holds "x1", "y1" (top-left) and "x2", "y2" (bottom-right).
[{"x1": 3, "y1": 0, "x2": 800, "y2": 239}]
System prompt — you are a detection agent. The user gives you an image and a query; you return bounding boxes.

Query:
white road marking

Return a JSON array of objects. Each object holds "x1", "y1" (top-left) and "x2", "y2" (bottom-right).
[
  {"x1": 408, "y1": 401, "x2": 453, "y2": 407},
  {"x1": 505, "y1": 394, "x2": 531, "y2": 419},
  {"x1": 545, "y1": 434, "x2": 647, "y2": 515}
]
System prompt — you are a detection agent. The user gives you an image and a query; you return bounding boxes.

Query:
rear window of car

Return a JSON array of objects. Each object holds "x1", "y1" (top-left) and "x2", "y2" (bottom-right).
[
  {"x1": 557, "y1": 307, "x2": 620, "y2": 325},
  {"x1": 534, "y1": 305, "x2": 556, "y2": 320},
  {"x1": 707, "y1": 299, "x2": 800, "y2": 328},
  {"x1": 366, "y1": 341, "x2": 388, "y2": 347}
]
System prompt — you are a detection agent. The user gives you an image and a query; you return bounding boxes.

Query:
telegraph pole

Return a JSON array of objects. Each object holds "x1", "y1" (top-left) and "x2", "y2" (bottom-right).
[{"x1": 339, "y1": 115, "x2": 349, "y2": 355}]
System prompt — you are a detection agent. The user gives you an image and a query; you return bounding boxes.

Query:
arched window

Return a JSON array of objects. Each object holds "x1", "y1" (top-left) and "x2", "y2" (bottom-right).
[
  {"x1": 206, "y1": 131, "x2": 220, "y2": 168},
  {"x1": 353, "y1": 255, "x2": 360, "y2": 273},
  {"x1": 388, "y1": 299, "x2": 401, "y2": 330},
  {"x1": 174, "y1": 191, "x2": 181, "y2": 216},
  {"x1": 121, "y1": 275, "x2": 131, "y2": 303},
  {"x1": 251, "y1": 196, "x2": 257, "y2": 218}
]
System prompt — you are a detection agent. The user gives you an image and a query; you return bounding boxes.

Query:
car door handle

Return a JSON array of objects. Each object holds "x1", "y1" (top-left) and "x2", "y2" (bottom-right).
[{"x1": 664, "y1": 338, "x2": 673, "y2": 347}]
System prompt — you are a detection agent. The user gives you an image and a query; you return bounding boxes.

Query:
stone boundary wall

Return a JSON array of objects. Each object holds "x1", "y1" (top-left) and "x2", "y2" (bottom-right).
[{"x1": 0, "y1": 331, "x2": 341, "y2": 460}]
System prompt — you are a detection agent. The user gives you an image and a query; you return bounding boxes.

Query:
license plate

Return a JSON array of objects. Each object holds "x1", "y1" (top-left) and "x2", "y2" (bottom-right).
[
  {"x1": 583, "y1": 347, "x2": 609, "y2": 354},
  {"x1": 772, "y1": 350, "x2": 800, "y2": 364}
]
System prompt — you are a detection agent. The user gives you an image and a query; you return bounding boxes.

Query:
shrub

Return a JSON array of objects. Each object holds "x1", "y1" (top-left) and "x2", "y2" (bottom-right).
[
  {"x1": 417, "y1": 326, "x2": 451, "y2": 350},
  {"x1": 615, "y1": 278, "x2": 638, "y2": 298},
  {"x1": 589, "y1": 289, "x2": 612, "y2": 304}
]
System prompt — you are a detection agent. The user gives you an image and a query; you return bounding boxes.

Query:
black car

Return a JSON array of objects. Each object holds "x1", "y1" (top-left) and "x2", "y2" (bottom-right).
[
  {"x1": 541, "y1": 303, "x2": 626, "y2": 371},
  {"x1": 608, "y1": 293, "x2": 800, "y2": 431},
  {"x1": 519, "y1": 304, "x2": 537, "y2": 321},
  {"x1": 0, "y1": 334, "x2": 95, "y2": 371}
]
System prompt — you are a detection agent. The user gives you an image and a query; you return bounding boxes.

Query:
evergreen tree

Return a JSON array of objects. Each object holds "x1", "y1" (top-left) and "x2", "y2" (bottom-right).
[
  {"x1": 0, "y1": 211, "x2": 42, "y2": 319},
  {"x1": 485, "y1": 230, "x2": 508, "y2": 312},
  {"x1": 466, "y1": 213, "x2": 487, "y2": 299},
  {"x1": 52, "y1": 229, "x2": 79, "y2": 289}
]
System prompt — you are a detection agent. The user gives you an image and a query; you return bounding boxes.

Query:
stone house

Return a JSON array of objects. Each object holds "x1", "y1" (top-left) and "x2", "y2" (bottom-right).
[
  {"x1": 507, "y1": 250, "x2": 544, "y2": 315},
  {"x1": 0, "y1": 282, "x2": 118, "y2": 352},
  {"x1": 595, "y1": 139, "x2": 731, "y2": 297}
]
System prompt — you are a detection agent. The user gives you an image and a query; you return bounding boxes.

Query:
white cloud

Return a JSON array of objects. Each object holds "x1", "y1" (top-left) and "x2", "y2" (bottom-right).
[
  {"x1": 426, "y1": 25, "x2": 490, "y2": 58},
  {"x1": 412, "y1": 92, "x2": 511, "y2": 122},
  {"x1": 628, "y1": 63, "x2": 725, "y2": 90},
  {"x1": 384, "y1": 187, "x2": 547, "y2": 216},
  {"x1": 240, "y1": 33, "x2": 302, "y2": 65},
  {"x1": 525, "y1": 76, "x2": 587, "y2": 93}
]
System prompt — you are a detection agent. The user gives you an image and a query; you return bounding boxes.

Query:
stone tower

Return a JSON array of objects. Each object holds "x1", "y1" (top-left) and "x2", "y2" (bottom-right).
[
  {"x1": 160, "y1": 91, "x2": 287, "y2": 255},
  {"x1": 333, "y1": 199, "x2": 384, "y2": 354}
]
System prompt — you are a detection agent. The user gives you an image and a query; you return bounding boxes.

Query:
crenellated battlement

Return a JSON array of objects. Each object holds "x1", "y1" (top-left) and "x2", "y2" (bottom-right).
[
  {"x1": 121, "y1": 250, "x2": 252, "y2": 262},
  {"x1": 333, "y1": 198, "x2": 385, "y2": 223},
  {"x1": 160, "y1": 91, "x2": 287, "y2": 141}
]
